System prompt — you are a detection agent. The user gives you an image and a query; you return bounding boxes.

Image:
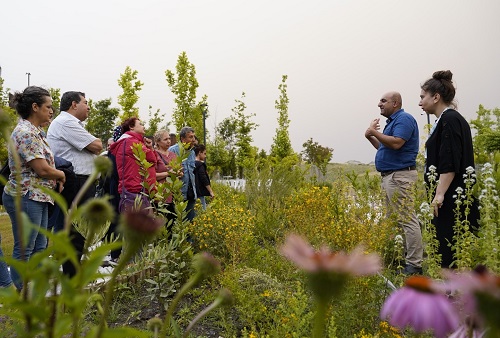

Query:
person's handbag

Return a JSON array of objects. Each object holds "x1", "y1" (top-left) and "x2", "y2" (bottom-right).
[{"x1": 0, "y1": 162, "x2": 10, "y2": 205}]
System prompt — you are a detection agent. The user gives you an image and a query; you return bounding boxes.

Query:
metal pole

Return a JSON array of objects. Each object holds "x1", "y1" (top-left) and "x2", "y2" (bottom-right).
[
  {"x1": 201, "y1": 104, "x2": 208, "y2": 145},
  {"x1": 26, "y1": 72, "x2": 31, "y2": 86}
]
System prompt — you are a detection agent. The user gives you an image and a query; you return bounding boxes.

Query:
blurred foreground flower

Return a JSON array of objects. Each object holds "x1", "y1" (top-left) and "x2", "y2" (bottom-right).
[
  {"x1": 381, "y1": 276, "x2": 459, "y2": 338},
  {"x1": 122, "y1": 209, "x2": 164, "y2": 243},
  {"x1": 448, "y1": 324, "x2": 487, "y2": 338},
  {"x1": 94, "y1": 155, "x2": 113, "y2": 176},
  {"x1": 280, "y1": 234, "x2": 381, "y2": 276},
  {"x1": 192, "y1": 252, "x2": 221, "y2": 279},
  {"x1": 280, "y1": 234, "x2": 381, "y2": 338},
  {"x1": 437, "y1": 265, "x2": 500, "y2": 335},
  {"x1": 80, "y1": 198, "x2": 115, "y2": 230}
]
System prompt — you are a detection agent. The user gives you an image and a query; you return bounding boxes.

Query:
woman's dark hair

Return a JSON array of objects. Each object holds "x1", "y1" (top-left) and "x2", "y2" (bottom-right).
[
  {"x1": 121, "y1": 117, "x2": 139, "y2": 133},
  {"x1": 194, "y1": 144, "x2": 206, "y2": 156},
  {"x1": 11, "y1": 86, "x2": 51, "y2": 119},
  {"x1": 421, "y1": 70, "x2": 456, "y2": 106}
]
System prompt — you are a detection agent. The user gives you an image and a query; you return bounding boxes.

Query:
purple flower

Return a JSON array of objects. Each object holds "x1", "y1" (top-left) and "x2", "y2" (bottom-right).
[
  {"x1": 448, "y1": 324, "x2": 487, "y2": 338},
  {"x1": 381, "y1": 276, "x2": 459, "y2": 338},
  {"x1": 437, "y1": 266, "x2": 500, "y2": 331}
]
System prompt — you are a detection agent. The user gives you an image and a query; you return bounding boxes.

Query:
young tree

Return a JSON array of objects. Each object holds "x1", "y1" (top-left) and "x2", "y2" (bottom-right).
[
  {"x1": 0, "y1": 77, "x2": 17, "y2": 163},
  {"x1": 117, "y1": 66, "x2": 144, "y2": 121},
  {"x1": 86, "y1": 98, "x2": 120, "y2": 144},
  {"x1": 270, "y1": 75, "x2": 294, "y2": 160},
  {"x1": 49, "y1": 87, "x2": 61, "y2": 118},
  {"x1": 470, "y1": 104, "x2": 500, "y2": 162},
  {"x1": 233, "y1": 92, "x2": 258, "y2": 178},
  {"x1": 145, "y1": 105, "x2": 167, "y2": 137},
  {"x1": 301, "y1": 138, "x2": 334, "y2": 176},
  {"x1": 206, "y1": 135, "x2": 231, "y2": 177},
  {"x1": 216, "y1": 116, "x2": 237, "y2": 177},
  {"x1": 165, "y1": 52, "x2": 207, "y2": 138}
]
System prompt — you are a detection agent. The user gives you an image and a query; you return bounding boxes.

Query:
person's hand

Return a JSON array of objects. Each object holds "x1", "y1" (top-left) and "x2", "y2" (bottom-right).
[
  {"x1": 369, "y1": 118, "x2": 380, "y2": 130},
  {"x1": 432, "y1": 194, "x2": 444, "y2": 217},
  {"x1": 144, "y1": 138, "x2": 153, "y2": 149},
  {"x1": 56, "y1": 170, "x2": 66, "y2": 192},
  {"x1": 365, "y1": 118, "x2": 380, "y2": 138}
]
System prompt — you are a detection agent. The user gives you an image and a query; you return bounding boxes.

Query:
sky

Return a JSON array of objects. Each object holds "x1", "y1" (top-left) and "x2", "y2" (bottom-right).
[{"x1": 1, "y1": 0, "x2": 500, "y2": 164}]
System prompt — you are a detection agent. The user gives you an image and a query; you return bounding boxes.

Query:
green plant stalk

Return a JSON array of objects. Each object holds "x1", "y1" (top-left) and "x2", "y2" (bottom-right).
[
  {"x1": 160, "y1": 273, "x2": 202, "y2": 337},
  {"x1": 312, "y1": 299, "x2": 328, "y2": 338},
  {"x1": 72, "y1": 223, "x2": 99, "y2": 338},
  {"x1": 47, "y1": 281, "x2": 58, "y2": 338},
  {"x1": 8, "y1": 138, "x2": 32, "y2": 329},
  {"x1": 96, "y1": 245, "x2": 137, "y2": 338},
  {"x1": 183, "y1": 295, "x2": 224, "y2": 337}
]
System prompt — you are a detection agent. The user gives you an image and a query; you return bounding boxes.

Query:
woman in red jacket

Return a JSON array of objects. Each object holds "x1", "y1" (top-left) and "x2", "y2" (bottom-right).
[{"x1": 110, "y1": 117, "x2": 157, "y2": 212}]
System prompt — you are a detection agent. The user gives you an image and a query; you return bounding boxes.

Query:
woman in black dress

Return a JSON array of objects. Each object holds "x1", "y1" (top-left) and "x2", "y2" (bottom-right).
[{"x1": 419, "y1": 70, "x2": 480, "y2": 268}]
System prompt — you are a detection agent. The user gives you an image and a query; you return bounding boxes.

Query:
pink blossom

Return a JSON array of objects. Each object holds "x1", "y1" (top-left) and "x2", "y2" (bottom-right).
[
  {"x1": 436, "y1": 266, "x2": 500, "y2": 330},
  {"x1": 448, "y1": 324, "x2": 487, "y2": 338},
  {"x1": 381, "y1": 276, "x2": 459, "y2": 338},
  {"x1": 280, "y1": 234, "x2": 381, "y2": 276}
]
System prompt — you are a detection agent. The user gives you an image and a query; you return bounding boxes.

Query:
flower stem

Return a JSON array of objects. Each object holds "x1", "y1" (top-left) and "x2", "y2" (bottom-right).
[
  {"x1": 95, "y1": 247, "x2": 134, "y2": 337},
  {"x1": 183, "y1": 297, "x2": 222, "y2": 337},
  {"x1": 161, "y1": 274, "x2": 201, "y2": 337},
  {"x1": 312, "y1": 300, "x2": 328, "y2": 338}
]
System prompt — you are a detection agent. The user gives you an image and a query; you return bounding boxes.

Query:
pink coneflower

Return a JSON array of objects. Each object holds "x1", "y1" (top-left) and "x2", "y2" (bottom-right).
[
  {"x1": 437, "y1": 265, "x2": 500, "y2": 333},
  {"x1": 448, "y1": 324, "x2": 487, "y2": 338},
  {"x1": 381, "y1": 276, "x2": 460, "y2": 338},
  {"x1": 280, "y1": 234, "x2": 381, "y2": 276},
  {"x1": 280, "y1": 234, "x2": 382, "y2": 338}
]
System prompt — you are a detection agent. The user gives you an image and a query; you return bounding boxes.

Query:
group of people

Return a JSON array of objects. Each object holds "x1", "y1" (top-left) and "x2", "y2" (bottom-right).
[
  {"x1": 0, "y1": 69, "x2": 479, "y2": 291},
  {"x1": 365, "y1": 70, "x2": 480, "y2": 274},
  {"x1": 0, "y1": 87, "x2": 214, "y2": 290}
]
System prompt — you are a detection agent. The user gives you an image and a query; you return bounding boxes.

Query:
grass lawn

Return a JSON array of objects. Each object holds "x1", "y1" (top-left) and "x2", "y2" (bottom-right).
[{"x1": 0, "y1": 211, "x2": 13, "y2": 259}]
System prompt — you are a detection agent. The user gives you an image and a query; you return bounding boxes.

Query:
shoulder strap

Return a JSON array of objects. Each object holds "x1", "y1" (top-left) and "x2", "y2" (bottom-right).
[{"x1": 157, "y1": 151, "x2": 168, "y2": 165}]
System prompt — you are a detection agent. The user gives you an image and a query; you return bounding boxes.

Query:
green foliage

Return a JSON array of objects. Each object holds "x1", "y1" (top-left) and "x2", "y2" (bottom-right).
[
  {"x1": 144, "y1": 105, "x2": 167, "y2": 137},
  {"x1": 214, "y1": 93, "x2": 258, "y2": 178},
  {"x1": 191, "y1": 183, "x2": 256, "y2": 266},
  {"x1": 451, "y1": 168, "x2": 478, "y2": 270},
  {"x1": 117, "y1": 66, "x2": 144, "y2": 121},
  {"x1": 206, "y1": 135, "x2": 232, "y2": 177},
  {"x1": 476, "y1": 163, "x2": 500, "y2": 272},
  {"x1": 166, "y1": 52, "x2": 206, "y2": 136},
  {"x1": 270, "y1": 75, "x2": 294, "y2": 160},
  {"x1": 301, "y1": 137, "x2": 334, "y2": 176},
  {"x1": 48, "y1": 87, "x2": 61, "y2": 118},
  {"x1": 0, "y1": 78, "x2": 17, "y2": 163},
  {"x1": 470, "y1": 104, "x2": 500, "y2": 163},
  {"x1": 233, "y1": 92, "x2": 258, "y2": 178},
  {"x1": 245, "y1": 158, "x2": 306, "y2": 241},
  {"x1": 86, "y1": 98, "x2": 120, "y2": 143}
]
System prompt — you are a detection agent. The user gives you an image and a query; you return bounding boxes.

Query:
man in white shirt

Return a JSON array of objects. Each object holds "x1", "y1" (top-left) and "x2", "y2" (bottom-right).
[{"x1": 47, "y1": 91, "x2": 103, "y2": 276}]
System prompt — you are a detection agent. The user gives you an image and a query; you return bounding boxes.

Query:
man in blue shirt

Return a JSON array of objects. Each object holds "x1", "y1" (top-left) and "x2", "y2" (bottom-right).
[
  {"x1": 365, "y1": 92, "x2": 423, "y2": 275},
  {"x1": 169, "y1": 126, "x2": 197, "y2": 222}
]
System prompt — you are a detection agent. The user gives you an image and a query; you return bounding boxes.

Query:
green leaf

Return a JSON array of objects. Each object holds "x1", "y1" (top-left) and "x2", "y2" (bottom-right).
[{"x1": 37, "y1": 185, "x2": 68, "y2": 213}]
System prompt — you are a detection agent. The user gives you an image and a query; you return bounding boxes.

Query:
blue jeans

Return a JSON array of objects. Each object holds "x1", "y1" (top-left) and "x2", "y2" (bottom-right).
[
  {"x1": 0, "y1": 234, "x2": 12, "y2": 288},
  {"x1": 3, "y1": 191, "x2": 48, "y2": 290},
  {"x1": 199, "y1": 196, "x2": 207, "y2": 210},
  {"x1": 185, "y1": 199, "x2": 196, "y2": 222}
]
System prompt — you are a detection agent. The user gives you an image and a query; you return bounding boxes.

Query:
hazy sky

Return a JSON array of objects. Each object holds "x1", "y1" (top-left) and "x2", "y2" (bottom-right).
[{"x1": 2, "y1": 0, "x2": 500, "y2": 163}]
